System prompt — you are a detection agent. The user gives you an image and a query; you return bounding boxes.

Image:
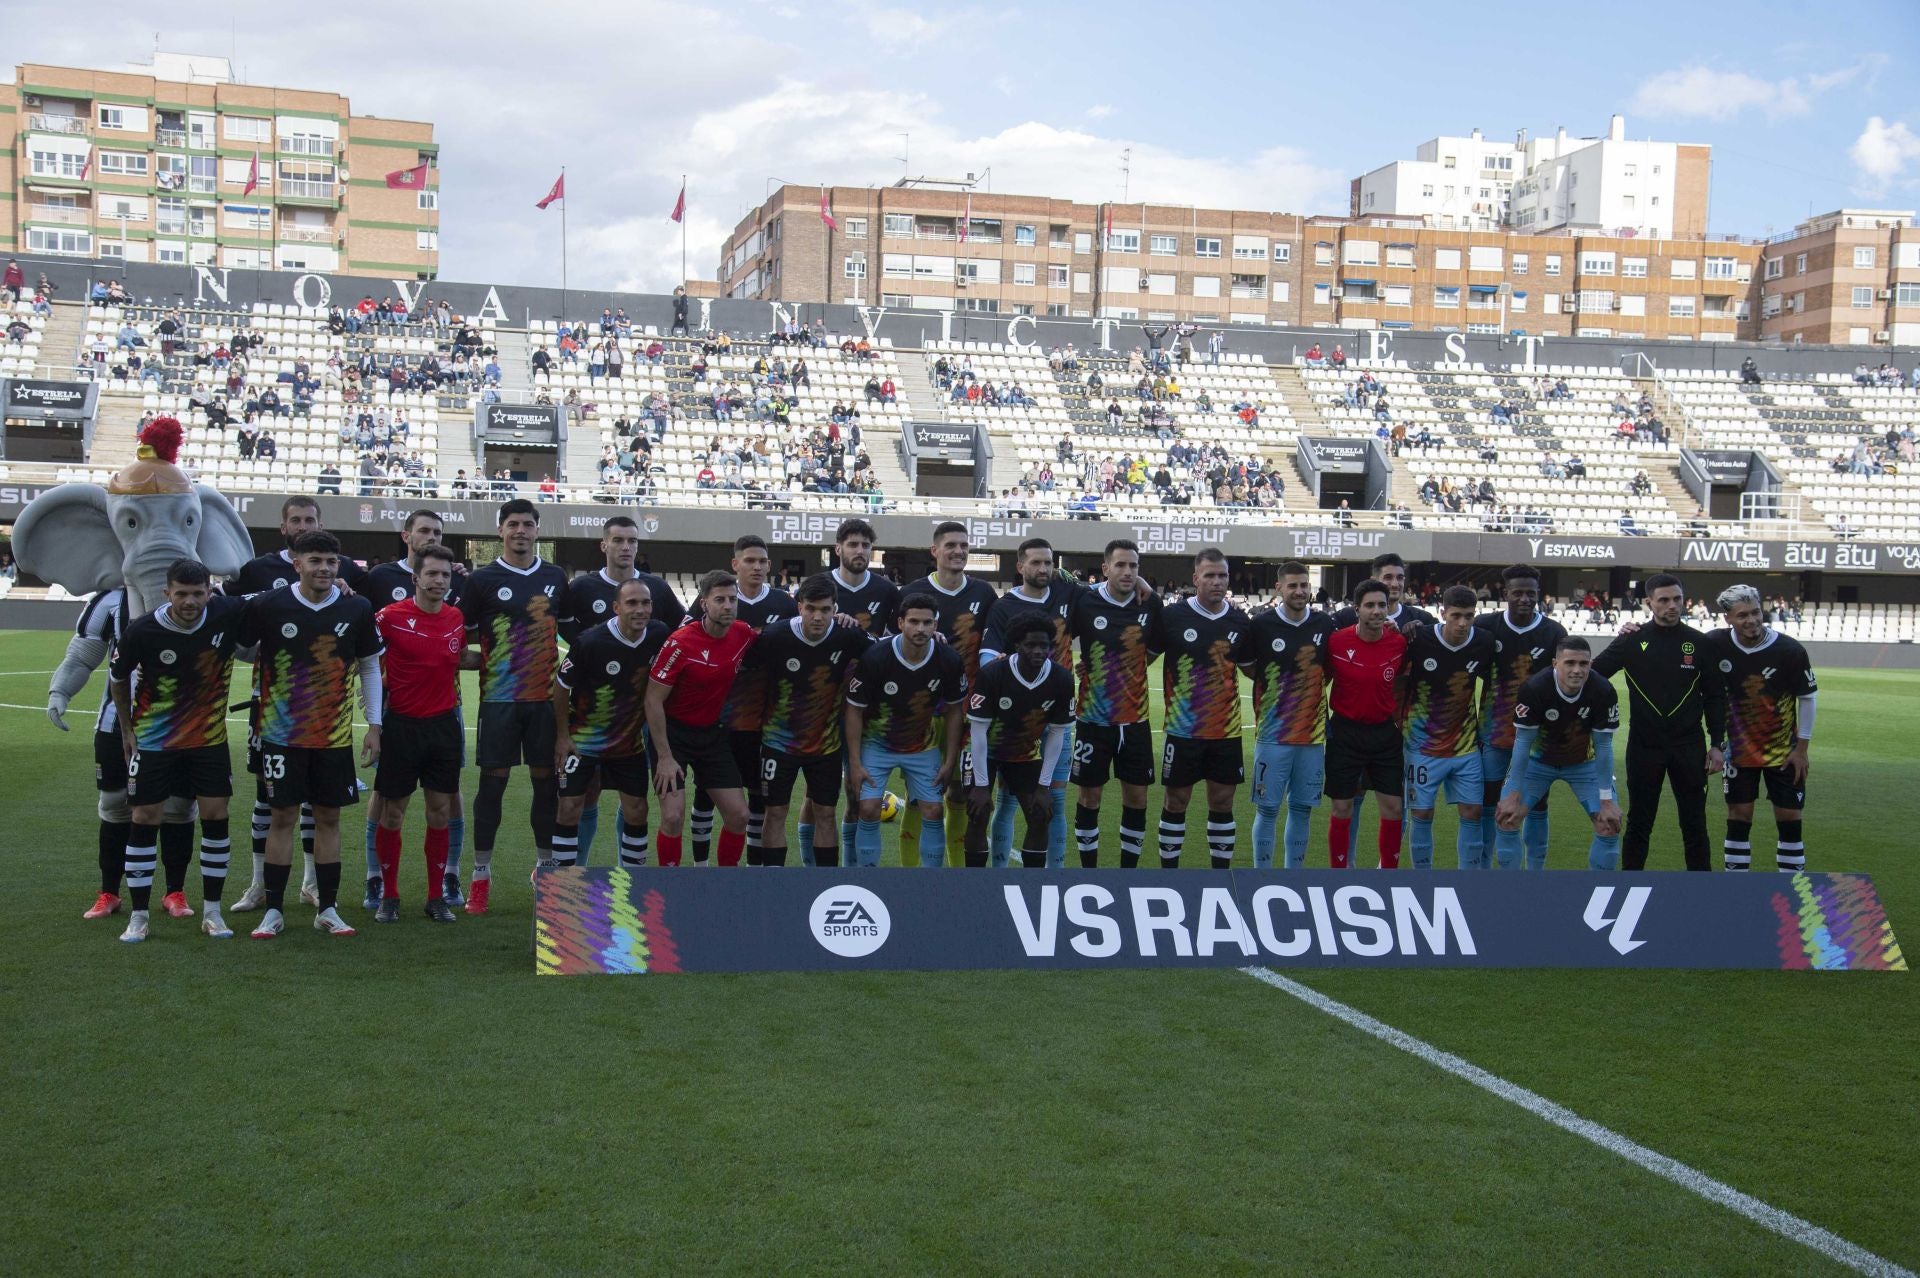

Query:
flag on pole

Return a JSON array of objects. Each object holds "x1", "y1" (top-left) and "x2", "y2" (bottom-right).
[
  {"x1": 536, "y1": 173, "x2": 565, "y2": 210},
  {"x1": 960, "y1": 193, "x2": 971, "y2": 243},
  {"x1": 1102, "y1": 203, "x2": 1112, "y2": 246},
  {"x1": 819, "y1": 189, "x2": 837, "y2": 231},
  {"x1": 242, "y1": 149, "x2": 261, "y2": 196},
  {"x1": 78, "y1": 147, "x2": 91, "y2": 181},
  {"x1": 670, "y1": 182, "x2": 686, "y2": 223},
  {"x1": 385, "y1": 161, "x2": 429, "y2": 190}
]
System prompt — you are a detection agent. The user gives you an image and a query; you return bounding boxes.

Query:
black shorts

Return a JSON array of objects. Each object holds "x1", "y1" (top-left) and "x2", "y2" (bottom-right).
[
  {"x1": 1161, "y1": 735, "x2": 1245, "y2": 788},
  {"x1": 375, "y1": 712, "x2": 464, "y2": 799},
  {"x1": 558, "y1": 750, "x2": 652, "y2": 799},
  {"x1": 762, "y1": 749, "x2": 844, "y2": 808},
  {"x1": 985, "y1": 757, "x2": 1044, "y2": 798},
  {"x1": 95, "y1": 729, "x2": 128, "y2": 792},
  {"x1": 1724, "y1": 763, "x2": 1806, "y2": 809},
  {"x1": 730, "y1": 731, "x2": 763, "y2": 800},
  {"x1": 1071, "y1": 720, "x2": 1154, "y2": 787},
  {"x1": 664, "y1": 720, "x2": 742, "y2": 791},
  {"x1": 1324, "y1": 715, "x2": 1403, "y2": 800},
  {"x1": 258, "y1": 744, "x2": 360, "y2": 810},
  {"x1": 477, "y1": 700, "x2": 556, "y2": 770},
  {"x1": 129, "y1": 743, "x2": 233, "y2": 805}
]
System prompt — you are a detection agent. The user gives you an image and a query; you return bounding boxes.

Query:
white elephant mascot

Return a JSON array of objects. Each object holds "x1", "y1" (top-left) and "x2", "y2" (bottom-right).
[{"x1": 13, "y1": 417, "x2": 254, "y2": 883}]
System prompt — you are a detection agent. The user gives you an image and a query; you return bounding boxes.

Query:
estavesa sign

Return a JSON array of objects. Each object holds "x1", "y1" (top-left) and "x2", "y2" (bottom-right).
[{"x1": 531, "y1": 868, "x2": 1904, "y2": 974}]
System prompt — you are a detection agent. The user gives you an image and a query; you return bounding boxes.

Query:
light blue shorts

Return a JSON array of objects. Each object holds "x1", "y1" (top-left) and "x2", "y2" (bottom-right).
[
  {"x1": 1252, "y1": 741, "x2": 1325, "y2": 811},
  {"x1": 858, "y1": 741, "x2": 943, "y2": 804},
  {"x1": 1511, "y1": 759, "x2": 1602, "y2": 816},
  {"x1": 1405, "y1": 750, "x2": 1483, "y2": 809}
]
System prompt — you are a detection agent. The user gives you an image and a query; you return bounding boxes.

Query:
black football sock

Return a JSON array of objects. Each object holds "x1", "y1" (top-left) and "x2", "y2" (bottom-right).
[
  {"x1": 99, "y1": 819, "x2": 130, "y2": 894},
  {"x1": 159, "y1": 820, "x2": 192, "y2": 893},
  {"x1": 264, "y1": 861, "x2": 291, "y2": 911},
  {"x1": 529, "y1": 774, "x2": 558, "y2": 854},
  {"x1": 315, "y1": 861, "x2": 342, "y2": 910},
  {"x1": 1776, "y1": 819, "x2": 1806, "y2": 873}
]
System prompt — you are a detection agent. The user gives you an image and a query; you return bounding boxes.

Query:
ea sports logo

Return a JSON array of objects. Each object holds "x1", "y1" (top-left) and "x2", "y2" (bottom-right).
[
  {"x1": 496, "y1": 586, "x2": 513, "y2": 601},
  {"x1": 159, "y1": 649, "x2": 177, "y2": 665},
  {"x1": 786, "y1": 657, "x2": 802, "y2": 672},
  {"x1": 592, "y1": 599, "x2": 608, "y2": 614},
  {"x1": 1719, "y1": 659, "x2": 1733, "y2": 672},
  {"x1": 1545, "y1": 708, "x2": 1560, "y2": 721},
  {"x1": 1271, "y1": 637, "x2": 1286, "y2": 653},
  {"x1": 1495, "y1": 640, "x2": 1504, "y2": 653},
  {"x1": 1423, "y1": 658, "x2": 1437, "y2": 671},
  {"x1": 605, "y1": 661, "x2": 622, "y2": 675},
  {"x1": 1093, "y1": 616, "x2": 1108, "y2": 631},
  {"x1": 884, "y1": 681, "x2": 899, "y2": 695},
  {"x1": 1183, "y1": 628, "x2": 1198, "y2": 643},
  {"x1": 999, "y1": 696, "x2": 1012, "y2": 709},
  {"x1": 391, "y1": 587, "x2": 407, "y2": 601},
  {"x1": 273, "y1": 577, "x2": 289, "y2": 589},
  {"x1": 280, "y1": 623, "x2": 299, "y2": 639},
  {"x1": 809, "y1": 885, "x2": 891, "y2": 957}
]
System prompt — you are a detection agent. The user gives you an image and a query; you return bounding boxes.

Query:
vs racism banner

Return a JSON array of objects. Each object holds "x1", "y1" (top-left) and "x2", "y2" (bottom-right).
[{"x1": 533, "y1": 869, "x2": 1905, "y2": 976}]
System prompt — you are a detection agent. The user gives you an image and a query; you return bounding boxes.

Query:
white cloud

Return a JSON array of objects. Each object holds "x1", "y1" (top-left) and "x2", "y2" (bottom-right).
[
  {"x1": 1085, "y1": 104, "x2": 1116, "y2": 120},
  {"x1": 1629, "y1": 66, "x2": 1810, "y2": 121},
  {"x1": 1849, "y1": 116, "x2": 1920, "y2": 191}
]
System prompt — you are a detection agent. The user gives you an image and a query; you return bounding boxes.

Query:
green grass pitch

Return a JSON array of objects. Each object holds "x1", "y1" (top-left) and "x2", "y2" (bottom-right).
[{"x1": 1, "y1": 629, "x2": 1915, "y2": 1274}]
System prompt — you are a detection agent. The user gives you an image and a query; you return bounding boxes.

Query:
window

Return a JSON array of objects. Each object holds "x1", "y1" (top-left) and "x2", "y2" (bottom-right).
[
  {"x1": 29, "y1": 148, "x2": 88, "y2": 179},
  {"x1": 1898, "y1": 282, "x2": 1920, "y2": 306},
  {"x1": 100, "y1": 195, "x2": 145, "y2": 222},
  {"x1": 1795, "y1": 253, "x2": 1807, "y2": 275},
  {"x1": 1512, "y1": 253, "x2": 1529, "y2": 275},
  {"x1": 882, "y1": 293, "x2": 912, "y2": 308},
  {"x1": 1580, "y1": 252, "x2": 1615, "y2": 275},
  {"x1": 1384, "y1": 283, "x2": 1412, "y2": 307},
  {"x1": 1509, "y1": 292, "x2": 1527, "y2": 313},
  {"x1": 1670, "y1": 259, "x2": 1697, "y2": 281},
  {"x1": 956, "y1": 297, "x2": 999, "y2": 313},
  {"x1": 1433, "y1": 286, "x2": 1460, "y2": 308},
  {"x1": 224, "y1": 115, "x2": 271, "y2": 142},
  {"x1": 1146, "y1": 311, "x2": 1176, "y2": 322},
  {"x1": 1015, "y1": 224, "x2": 1036, "y2": 246},
  {"x1": 1854, "y1": 246, "x2": 1876, "y2": 269},
  {"x1": 1543, "y1": 293, "x2": 1561, "y2": 314},
  {"x1": 96, "y1": 106, "x2": 133, "y2": 130},
  {"x1": 1385, "y1": 244, "x2": 1414, "y2": 269},
  {"x1": 1150, "y1": 234, "x2": 1177, "y2": 256},
  {"x1": 1443, "y1": 155, "x2": 1457, "y2": 169},
  {"x1": 189, "y1": 155, "x2": 218, "y2": 194},
  {"x1": 843, "y1": 255, "x2": 866, "y2": 281},
  {"x1": 955, "y1": 259, "x2": 998, "y2": 283},
  {"x1": 413, "y1": 229, "x2": 437, "y2": 251},
  {"x1": 1668, "y1": 295, "x2": 1696, "y2": 318},
  {"x1": 883, "y1": 213, "x2": 913, "y2": 236},
  {"x1": 1147, "y1": 273, "x2": 1175, "y2": 295},
  {"x1": 1468, "y1": 245, "x2": 1503, "y2": 271},
  {"x1": 1576, "y1": 290, "x2": 1613, "y2": 313},
  {"x1": 1232, "y1": 235, "x2": 1268, "y2": 260},
  {"x1": 843, "y1": 217, "x2": 867, "y2": 238},
  {"x1": 97, "y1": 241, "x2": 125, "y2": 262},
  {"x1": 223, "y1": 203, "x2": 271, "y2": 232},
  {"x1": 1313, "y1": 241, "x2": 1333, "y2": 266},
  {"x1": 1422, "y1": 184, "x2": 1434, "y2": 198},
  {"x1": 1048, "y1": 264, "x2": 1069, "y2": 288},
  {"x1": 1427, "y1": 247, "x2": 1457, "y2": 271},
  {"x1": 1544, "y1": 255, "x2": 1562, "y2": 276},
  {"x1": 1272, "y1": 280, "x2": 1289, "y2": 303},
  {"x1": 1047, "y1": 303, "x2": 1070, "y2": 316},
  {"x1": 1050, "y1": 224, "x2": 1070, "y2": 247},
  {"x1": 28, "y1": 228, "x2": 92, "y2": 255},
  {"x1": 1192, "y1": 276, "x2": 1220, "y2": 298},
  {"x1": 1622, "y1": 195, "x2": 1635, "y2": 211},
  {"x1": 1696, "y1": 256, "x2": 1735, "y2": 281},
  {"x1": 1013, "y1": 262, "x2": 1037, "y2": 286},
  {"x1": 1313, "y1": 283, "x2": 1332, "y2": 306},
  {"x1": 418, "y1": 189, "x2": 437, "y2": 211},
  {"x1": 156, "y1": 196, "x2": 186, "y2": 234},
  {"x1": 279, "y1": 130, "x2": 334, "y2": 157},
  {"x1": 1621, "y1": 257, "x2": 1647, "y2": 278},
  {"x1": 1852, "y1": 286, "x2": 1875, "y2": 308},
  {"x1": 219, "y1": 157, "x2": 263, "y2": 186},
  {"x1": 1074, "y1": 231, "x2": 1093, "y2": 255},
  {"x1": 1761, "y1": 293, "x2": 1782, "y2": 318},
  {"x1": 1273, "y1": 242, "x2": 1291, "y2": 263},
  {"x1": 1074, "y1": 271, "x2": 1092, "y2": 293},
  {"x1": 1765, "y1": 257, "x2": 1783, "y2": 279},
  {"x1": 1618, "y1": 295, "x2": 1646, "y2": 317},
  {"x1": 1106, "y1": 229, "x2": 1139, "y2": 254},
  {"x1": 1195, "y1": 236, "x2": 1222, "y2": 258},
  {"x1": 1624, "y1": 163, "x2": 1636, "y2": 178},
  {"x1": 1343, "y1": 239, "x2": 1379, "y2": 266}
]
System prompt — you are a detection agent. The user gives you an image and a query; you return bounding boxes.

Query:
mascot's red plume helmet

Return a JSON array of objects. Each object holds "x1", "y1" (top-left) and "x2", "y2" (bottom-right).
[{"x1": 108, "y1": 416, "x2": 190, "y2": 496}]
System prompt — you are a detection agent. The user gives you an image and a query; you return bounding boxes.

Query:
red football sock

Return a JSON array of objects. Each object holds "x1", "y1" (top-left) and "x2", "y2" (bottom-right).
[
  {"x1": 1328, "y1": 816, "x2": 1351, "y2": 870},
  {"x1": 1379, "y1": 818, "x2": 1404, "y2": 870},
  {"x1": 424, "y1": 825, "x2": 449, "y2": 894},
  {"x1": 716, "y1": 829, "x2": 745, "y2": 867},
  {"x1": 657, "y1": 832, "x2": 683, "y2": 867},
  {"x1": 375, "y1": 825, "x2": 403, "y2": 899}
]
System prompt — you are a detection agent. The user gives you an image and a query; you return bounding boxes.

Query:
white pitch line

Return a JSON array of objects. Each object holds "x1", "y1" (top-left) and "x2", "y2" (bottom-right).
[
  {"x1": 1242, "y1": 967, "x2": 1913, "y2": 1278},
  {"x1": 0, "y1": 670, "x2": 59, "y2": 677}
]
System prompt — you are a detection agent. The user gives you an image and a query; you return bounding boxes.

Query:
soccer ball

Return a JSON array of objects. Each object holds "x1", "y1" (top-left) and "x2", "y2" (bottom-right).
[{"x1": 879, "y1": 791, "x2": 904, "y2": 822}]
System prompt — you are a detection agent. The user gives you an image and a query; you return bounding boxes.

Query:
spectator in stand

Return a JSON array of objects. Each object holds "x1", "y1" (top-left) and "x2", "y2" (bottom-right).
[
  {"x1": 530, "y1": 346, "x2": 553, "y2": 381},
  {"x1": 255, "y1": 430, "x2": 277, "y2": 461},
  {"x1": 1304, "y1": 342, "x2": 1325, "y2": 368},
  {"x1": 671, "y1": 287, "x2": 690, "y2": 336},
  {"x1": 1565, "y1": 453, "x2": 1587, "y2": 480},
  {"x1": 538, "y1": 474, "x2": 559, "y2": 503},
  {"x1": 589, "y1": 341, "x2": 607, "y2": 381},
  {"x1": 878, "y1": 375, "x2": 896, "y2": 404},
  {"x1": 1329, "y1": 344, "x2": 1347, "y2": 369},
  {"x1": 236, "y1": 424, "x2": 258, "y2": 460},
  {"x1": 1490, "y1": 398, "x2": 1514, "y2": 425},
  {"x1": 864, "y1": 375, "x2": 883, "y2": 405},
  {"x1": 1740, "y1": 356, "x2": 1762, "y2": 386},
  {"x1": 1334, "y1": 499, "x2": 1355, "y2": 528},
  {"x1": 1, "y1": 259, "x2": 23, "y2": 304},
  {"x1": 317, "y1": 463, "x2": 342, "y2": 495},
  {"x1": 359, "y1": 453, "x2": 382, "y2": 497},
  {"x1": 1619, "y1": 509, "x2": 1644, "y2": 536}
]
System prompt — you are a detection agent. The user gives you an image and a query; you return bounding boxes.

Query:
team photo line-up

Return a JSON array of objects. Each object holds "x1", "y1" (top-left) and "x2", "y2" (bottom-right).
[{"x1": 65, "y1": 493, "x2": 1816, "y2": 943}]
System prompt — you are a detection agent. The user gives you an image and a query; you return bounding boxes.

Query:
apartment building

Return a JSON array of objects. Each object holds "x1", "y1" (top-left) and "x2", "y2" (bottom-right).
[
  {"x1": 717, "y1": 183, "x2": 1308, "y2": 327},
  {"x1": 1353, "y1": 116, "x2": 1711, "y2": 242},
  {"x1": 1754, "y1": 209, "x2": 1920, "y2": 347},
  {"x1": 723, "y1": 183, "x2": 1758, "y2": 340},
  {"x1": 3, "y1": 53, "x2": 438, "y2": 277}
]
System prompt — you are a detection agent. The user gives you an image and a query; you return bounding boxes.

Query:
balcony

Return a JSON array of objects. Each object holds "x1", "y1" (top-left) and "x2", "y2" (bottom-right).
[
  {"x1": 276, "y1": 179, "x2": 340, "y2": 207},
  {"x1": 27, "y1": 114, "x2": 88, "y2": 135},
  {"x1": 155, "y1": 127, "x2": 187, "y2": 148},
  {"x1": 26, "y1": 204, "x2": 90, "y2": 226},
  {"x1": 1229, "y1": 285, "x2": 1268, "y2": 300},
  {"x1": 279, "y1": 224, "x2": 334, "y2": 245}
]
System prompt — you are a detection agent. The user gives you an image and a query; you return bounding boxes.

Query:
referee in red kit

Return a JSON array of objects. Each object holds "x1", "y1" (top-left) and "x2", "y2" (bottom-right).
[
  {"x1": 1324, "y1": 578, "x2": 1409, "y2": 869},
  {"x1": 643, "y1": 570, "x2": 758, "y2": 867}
]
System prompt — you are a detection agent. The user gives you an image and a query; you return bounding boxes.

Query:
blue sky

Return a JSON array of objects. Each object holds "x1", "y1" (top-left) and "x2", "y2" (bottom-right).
[{"x1": 6, "y1": 0, "x2": 1917, "y2": 289}]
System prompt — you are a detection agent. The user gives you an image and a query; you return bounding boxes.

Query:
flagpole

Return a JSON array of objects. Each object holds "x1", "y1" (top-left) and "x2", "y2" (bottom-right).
[
  {"x1": 680, "y1": 173, "x2": 687, "y2": 287},
  {"x1": 559, "y1": 166, "x2": 569, "y2": 321}
]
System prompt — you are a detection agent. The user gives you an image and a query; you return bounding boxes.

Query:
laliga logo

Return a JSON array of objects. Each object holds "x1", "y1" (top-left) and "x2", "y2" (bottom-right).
[
  {"x1": 809, "y1": 885, "x2": 891, "y2": 957},
  {"x1": 1583, "y1": 885, "x2": 1651, "y2": 955}
]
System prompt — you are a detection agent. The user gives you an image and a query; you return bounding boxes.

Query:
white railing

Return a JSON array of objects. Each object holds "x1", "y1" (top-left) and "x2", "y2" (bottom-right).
[
  {"x1": 278, "y1": 179, "x2": 337, "y2": 201},
  {"x1": 28, "y1": 114, "x2": 87, "y2": 135},
  {"x1": 155, "y1": 128, "x2": 187, "y2": 148},
  {"x1": 27, "y1": 205, "x2": 89, "y2": 226},
  {"x1": 279, "y1": 225, "x2": 334, "y2": 244}
]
